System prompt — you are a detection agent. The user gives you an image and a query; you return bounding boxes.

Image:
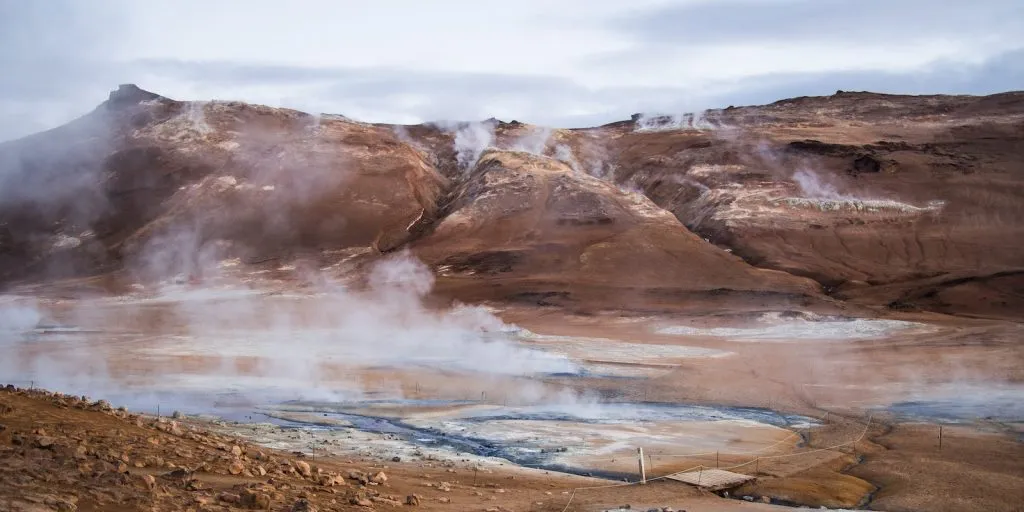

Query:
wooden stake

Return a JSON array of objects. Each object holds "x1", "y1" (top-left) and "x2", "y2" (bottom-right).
[
  {"x1": 637, "y1": 448, "x2": 647, "y2": 484},
  {"x1": 755, "y1": 457, "x2": 760, "y2": 474},
  {"x1": 716, "y1": 451, "x2": 720, "y2": 468},
  {"x1": 938, "y1": 425, "x2": 943, "y2": 450},
  {"x1": 697, "y1": 467, "x2": 703, "y2": 486}
]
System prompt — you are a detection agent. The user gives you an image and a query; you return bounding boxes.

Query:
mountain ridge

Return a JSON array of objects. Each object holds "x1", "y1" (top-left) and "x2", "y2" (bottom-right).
[{"x1": 1, "y1": 85, "x2": 1022, "y2": 318}]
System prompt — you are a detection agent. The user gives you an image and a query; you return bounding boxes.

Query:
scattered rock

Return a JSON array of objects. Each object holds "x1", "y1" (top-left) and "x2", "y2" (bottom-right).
[
  {"x1": 347, "y1": 470, "x2": 369, "y2": 485},
  {"x1": 294, "y1": 460, "x2": 312, "y2": 478},
  {"x1": 350, "y1": 494, "x2": 374, "y2": 507},
  {"x1": 437, "y1": 482, "x2": 452, "y2": 492},
  {"x1": 138, "y1": 474, "x2": 156, "y2": 490},
  {"x1": 373, "y1": 496, "x2": 403, "y2": 506},
  {"x1": 437, "y1": 497, "x2": 451, "y2": 504},
  {"x1": 33, "y1": 436, "x2": 55, "y2": 449},
  {"x1": 370, "y1": 471, "x2": 388, "y2": 484},
  {"x1": 219, "y1": 492, "x2": 241, "y2": 504},
  {"x1": 229, "y1": 459, "x2": 245, "y2": 475},
  {"x1": 291, "y1": 499, "x2": 318, "y2": 512},
  {"x1": 231, "y1": 445, "x2": 243, "y2": 457},
  {"x1": 391, "y1": 456, "x2": 401, "y2": 462},
  {"x1": 406, "y1": 494, "x2": 421, "y2": 506},
  {"x1": 45, "y1": 498, "x2": 77, "y2": 512},
  {"x1": 239, "y1": 489, "x2": 271, "y2": 510},
  {"x1": 161, "y1": 468, "x2": 189, "y2": 481}
]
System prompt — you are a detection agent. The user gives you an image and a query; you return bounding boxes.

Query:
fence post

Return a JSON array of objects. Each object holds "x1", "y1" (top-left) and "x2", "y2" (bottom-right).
[
  {"x1": 716, "y1": 451, "x2": 720, "y2": 468},
  {"x1": 755, "y1": 457, "x2": 760, "y2": 474},
  {"x1": 938, "y1": 425, "x2": 943, "y2": 451},
  {"x1": 637, "y1": 447, "x2": 647, "y2": 484},
  {"x1": 697, "y1": 466, "x2": 703, "y2": 486}
]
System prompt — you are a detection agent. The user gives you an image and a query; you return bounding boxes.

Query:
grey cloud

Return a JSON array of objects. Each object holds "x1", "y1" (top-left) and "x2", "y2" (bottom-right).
[
  {"x1": 0, "y1": 0, "x2": 130, "y2": 140},
  {"x1": 707, "y1": 47, "x2": 1024, "y2": 107},
  {"x1": 611, "y1": 0, "x2": 1024, "y2": 45},
  {"x1": 111, "y1": 59, "x2": 702, "y2": 126}
]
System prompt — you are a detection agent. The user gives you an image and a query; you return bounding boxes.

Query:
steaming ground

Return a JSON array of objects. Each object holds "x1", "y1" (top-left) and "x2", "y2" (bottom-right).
[{"x1": 3, "y1": 276, "x2": 1021, "y2": 485}]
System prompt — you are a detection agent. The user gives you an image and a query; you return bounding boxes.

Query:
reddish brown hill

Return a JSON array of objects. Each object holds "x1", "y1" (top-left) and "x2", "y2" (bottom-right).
[
  {"x1": 578, "y1": 92, "x2": 1024, "y2": 318},
  {"x1": 1, "y1": 86, "x2": 1021, "y2": 317}
]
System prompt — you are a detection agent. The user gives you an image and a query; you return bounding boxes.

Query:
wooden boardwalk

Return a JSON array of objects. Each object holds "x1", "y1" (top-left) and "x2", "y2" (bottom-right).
[{"x1": 666, "y1": 468, "x2": 756, "y2": 491}]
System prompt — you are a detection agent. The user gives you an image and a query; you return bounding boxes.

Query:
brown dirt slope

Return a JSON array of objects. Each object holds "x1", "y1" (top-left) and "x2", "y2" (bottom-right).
[
  {"x1": 3, "y1": 85, "x2": 1023, "y2": 317},
  {"x1": 412, "y1": 148, "x2": 826, "y2": 312},
  {"x1": 0, "y1": 85, "x2": 447, "y2": 282},
  {"x1": 565, "y1": 91, "x2": 1024, "y2": 318}
]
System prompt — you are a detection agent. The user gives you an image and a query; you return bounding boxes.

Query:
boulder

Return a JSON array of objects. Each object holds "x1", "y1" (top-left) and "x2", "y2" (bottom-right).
[{"x1": 294, "y1": 460, "x2": 312, "y2": 478}]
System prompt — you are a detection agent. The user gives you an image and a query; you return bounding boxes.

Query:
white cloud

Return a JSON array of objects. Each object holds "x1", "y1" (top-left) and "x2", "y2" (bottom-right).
[{"x1": 0, "y1": 0, "x2": 1021, "y2": 141}]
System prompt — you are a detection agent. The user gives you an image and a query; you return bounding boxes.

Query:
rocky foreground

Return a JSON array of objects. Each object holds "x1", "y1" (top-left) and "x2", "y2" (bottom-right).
[
  {"x1": 0, "y1": 385, "x2": 423, "y2": 511},
  {"x1": 3, "y1": 384, "x2": 638, "y2": 512}
]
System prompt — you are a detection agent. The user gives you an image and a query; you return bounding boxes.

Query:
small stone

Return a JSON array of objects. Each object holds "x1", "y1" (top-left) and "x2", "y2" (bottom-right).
[
  {"x1": 291, "y1": 499, "x2": 318, "y2": 512},
  {"x1": 139, "y1": 474, "x2": 156, "y2": 490},
  {"x1": 257, "y1": 465, "x2": 267, "y2": 476},
  {"x1": 437, "y1": 497, "x2": 451, "y2": 504},
  {"x1": 392, "y1": 456, "x2": 401, "y2": 462},
  {"x1": 350, "y1": 495, "x2": 374, "y2": 507},
  {"x1": 231, "y1": 445, "x2": 243, "y2": 457},
  {"x1": 219, "y1": 492, "x2": 240, "y2": 504},
  {"x1": 405, "y1": 494, "x2": 421, "y2": 506},
  {"x1": 370, "y1": 471, "x2": 388, "y2": 484},
  {"x1": 34, "y1": 436, "x2": 55, "y2": 449},
  {"x1": 294, "y1": 460, "x2": 312, "y2": 477},
  {"x1": 229, "y1": 459, "x2": 245, "y2": 475},
  {"x1": 239, "y1": 489, "x2": 271, "y2": 510}
]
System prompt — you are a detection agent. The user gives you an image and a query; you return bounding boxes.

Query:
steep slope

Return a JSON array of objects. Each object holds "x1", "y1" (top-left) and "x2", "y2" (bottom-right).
[
  {"x1": 1, "y1": 85, "x2": 1021, "y2": 317},
  {"x1": 582, "y1": 92, "x2": 1024, "y2": 317},
  {"x1": 0, "y1": 85, "x2": 448, "y2": 282},
  {"x1": 411, "y1": 149, "x2": 826, "y2": 312}
]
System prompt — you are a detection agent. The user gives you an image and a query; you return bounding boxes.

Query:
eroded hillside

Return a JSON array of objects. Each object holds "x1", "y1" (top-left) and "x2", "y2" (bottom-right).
[{"x1": 1, "y1": 85, "x2": 1022, "y2": 318}]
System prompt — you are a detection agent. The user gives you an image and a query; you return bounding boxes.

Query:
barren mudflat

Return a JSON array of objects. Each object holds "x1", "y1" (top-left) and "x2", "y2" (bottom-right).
[{"x1": 4, "y1": 283, "x2": 1022, "y2": 510}]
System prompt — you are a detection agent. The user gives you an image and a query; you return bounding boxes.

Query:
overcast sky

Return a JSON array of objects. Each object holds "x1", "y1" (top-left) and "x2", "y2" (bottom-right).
[{"x1": 1, "y1": 0, "x2": 1022, "y2": 141}]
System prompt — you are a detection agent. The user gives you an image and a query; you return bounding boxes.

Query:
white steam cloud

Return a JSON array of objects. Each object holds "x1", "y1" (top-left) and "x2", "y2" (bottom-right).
[
  {"x1": 452, "y1": 121, "x2": 495, "y2": 170},
  {"x1": 793, "y1": 168, "x2": 848, "y2": 199},
  {"x1": 510, "y1": 125, "x2": 552, "y2": 155},
  {"x1": 0, "y1": 253, "x2": 579, "y2": 413}
]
